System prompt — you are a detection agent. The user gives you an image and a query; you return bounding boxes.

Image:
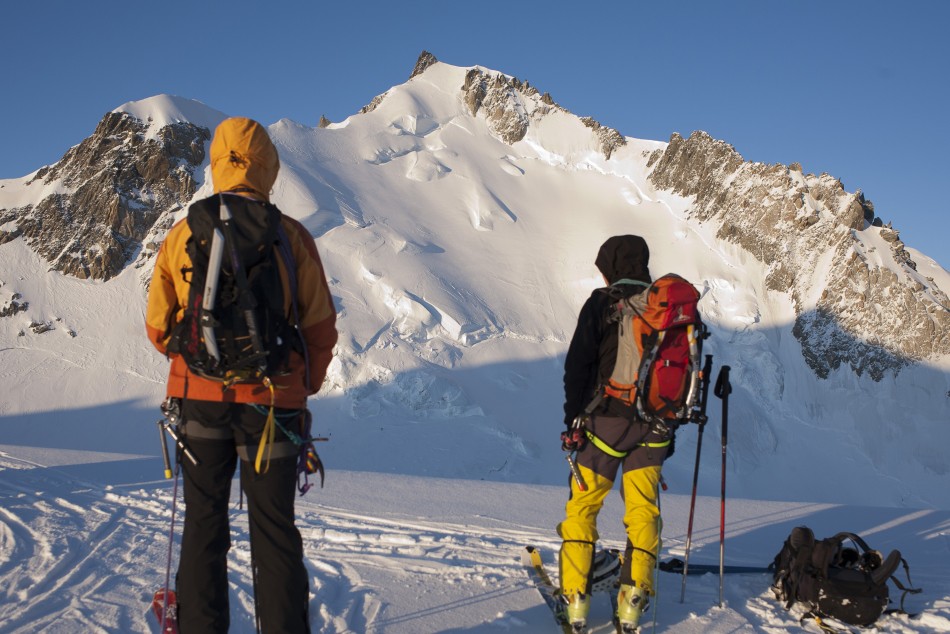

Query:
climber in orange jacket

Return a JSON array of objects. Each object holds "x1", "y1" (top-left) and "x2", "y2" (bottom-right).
[{"x1": 146, "y1": 116, "x2": 337, "y2": 633}]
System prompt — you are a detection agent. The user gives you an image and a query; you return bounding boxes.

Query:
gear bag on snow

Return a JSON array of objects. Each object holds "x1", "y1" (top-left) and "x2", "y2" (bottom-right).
[
  {"x1": 584, "y1": 274, "x2": 706, "y2": 429},
  {"x1": 167, "y1": 193, "x2": 303, "y2": 387},
  {"x1": 770, "y1": 526, "x2": 921, "y2": 627}
]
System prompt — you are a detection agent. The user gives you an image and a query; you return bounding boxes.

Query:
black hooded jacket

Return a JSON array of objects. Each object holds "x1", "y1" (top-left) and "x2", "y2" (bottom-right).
[{"x1": 562, "y1": 235, "x2": 652, "y2": 427}]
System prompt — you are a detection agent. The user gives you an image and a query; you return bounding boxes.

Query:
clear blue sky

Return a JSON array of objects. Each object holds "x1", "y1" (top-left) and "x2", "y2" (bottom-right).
[{"x1": 3, "y1": 1, "x2": 948, "y2": 268}]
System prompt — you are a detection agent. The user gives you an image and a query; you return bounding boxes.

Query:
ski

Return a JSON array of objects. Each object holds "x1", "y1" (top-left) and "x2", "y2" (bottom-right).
[
  {"x1": 522, "y1": 546, "x2": 576, "y2": 633},
  {"x1": 151, "y1": 588, "x2": 179, "y2": 634},
  {"x1": 659, "y1": 557, "x2": 770, "y2": 575},
  {"x1": 523, "y1": 546, "x2": 628, "y2": 633}
]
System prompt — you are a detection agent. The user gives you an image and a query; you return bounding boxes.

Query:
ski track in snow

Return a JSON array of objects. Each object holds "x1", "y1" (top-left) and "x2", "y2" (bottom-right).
[
  {"x1": 0, "y1": 454, "x2": 554, "y2": 634},
  {"x1": 2, "y1": 450, "x2": 948, "y2": 633}
]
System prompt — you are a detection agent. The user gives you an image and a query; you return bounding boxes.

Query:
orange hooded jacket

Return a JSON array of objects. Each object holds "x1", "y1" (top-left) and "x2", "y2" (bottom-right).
[{"x1": 145, "y1": 117, "x2": 337, "y2": 408}]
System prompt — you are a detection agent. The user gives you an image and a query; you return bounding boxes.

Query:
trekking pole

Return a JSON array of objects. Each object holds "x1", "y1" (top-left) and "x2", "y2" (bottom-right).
[
  {"x1": 154, "y1": 400, "x2": 189, "y2": 633},
  {"x1": 680, "y1": 354, "x2": 713, "y2": 603},
  {"x1": 714, "y1": 365, "x2": 732, "y2": 609},
  {"x1": 652, "y1": 482, "x2": 662, "y2": 634},
  {"x1": 163, "y1": 463, "x2": 180, "y2": 632}
]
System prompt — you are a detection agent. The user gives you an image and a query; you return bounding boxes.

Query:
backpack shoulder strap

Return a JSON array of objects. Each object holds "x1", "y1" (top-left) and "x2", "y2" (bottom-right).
[
  {"x1": 275, "y1": 223, "x2": 299, "y2": 302},
  {"x1": 605, "y1": 280, "x2": 650, "y2": 322},
  {"x1": 830, "y1": 532, "x2": 922, "y2": 612},
  {"x1": 830, "y1": 531, "x2": 902, "y2": 584},
  {"x1": 276, "y1": 222, "x2": 311, "y2": 389},
  {"x1": 886, "y1": 554, "x2": 923, "y2": 614},
  {"x1": 611, "y1": 278, "x2": 650, "y2": 289}
]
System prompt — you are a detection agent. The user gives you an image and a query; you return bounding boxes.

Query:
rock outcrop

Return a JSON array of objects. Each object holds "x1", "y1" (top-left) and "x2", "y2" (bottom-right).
[
  {"x1": 410, "y1": 50, "x2": 439, "y2": 79},
  {"x1": 648, "y1": 131, "x2": 950, "y2": 378},
  {"x1": 0, "y1": 111, "x2": 208, "y2": 280},
  {"x1": 448, "y1": 55, "x2": 626, "y2": 158}
]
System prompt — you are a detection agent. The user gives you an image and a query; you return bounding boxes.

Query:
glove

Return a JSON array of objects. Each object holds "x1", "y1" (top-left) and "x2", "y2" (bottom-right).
[{"x1": 560, "y1": 427, "x2": 586, "y2": 452}]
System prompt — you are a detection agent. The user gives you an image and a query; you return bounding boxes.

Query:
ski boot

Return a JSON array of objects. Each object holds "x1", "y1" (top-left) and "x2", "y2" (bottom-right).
[
  {"x1": 616, "y1": 584, "x2": 648, "y2": 633},
  {"x1": 563, "y1": 593, "x2": 590, "y2": 632}
]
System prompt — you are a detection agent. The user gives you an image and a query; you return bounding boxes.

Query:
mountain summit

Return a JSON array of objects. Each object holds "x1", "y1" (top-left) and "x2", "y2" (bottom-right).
[{"x1": 0, "y1": 96, "x2": 224, "y2": 280}]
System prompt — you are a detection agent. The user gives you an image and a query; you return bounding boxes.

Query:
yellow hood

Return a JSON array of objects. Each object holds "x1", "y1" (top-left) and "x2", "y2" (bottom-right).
[{"x1": 210, "y1": 117, "x2": 279, "y2": 201}]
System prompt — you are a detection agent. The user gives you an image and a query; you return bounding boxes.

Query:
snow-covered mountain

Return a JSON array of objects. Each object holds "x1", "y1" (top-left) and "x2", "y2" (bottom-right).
[
  {"x1": 1, "y1": 51, "x2": 948, "y2": 511},
  {"x1": 2, "y1": 50, "x2": 950, "y2": 634}
]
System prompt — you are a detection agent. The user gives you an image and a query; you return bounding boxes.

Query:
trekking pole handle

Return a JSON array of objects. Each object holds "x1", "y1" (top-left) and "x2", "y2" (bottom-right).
[
  {"x1": 691, "y1": 354, "x2": 714, "y2": 425},
  {"x1": 714, "y1": 365, "x2": 732, "y2": 445}
]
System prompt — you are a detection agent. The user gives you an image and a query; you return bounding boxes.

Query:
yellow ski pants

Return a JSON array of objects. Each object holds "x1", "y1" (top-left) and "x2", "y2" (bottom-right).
[{"x1": 557, "y1": 415, "x2": 668, "y2": 597}]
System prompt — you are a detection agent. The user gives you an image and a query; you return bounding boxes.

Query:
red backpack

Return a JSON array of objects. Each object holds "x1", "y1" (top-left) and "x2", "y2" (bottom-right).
[{"x1": 591, "y1": 274, "x2": 707, "y2": 426}]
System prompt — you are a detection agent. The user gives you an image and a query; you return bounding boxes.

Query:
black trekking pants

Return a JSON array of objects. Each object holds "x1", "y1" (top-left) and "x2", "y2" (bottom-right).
[{"x1": 176, "y1": 400, "x2": 310, "y2": 634}]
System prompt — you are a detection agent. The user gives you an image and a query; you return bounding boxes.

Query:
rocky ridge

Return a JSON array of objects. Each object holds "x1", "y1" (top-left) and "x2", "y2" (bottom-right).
[
  {"x1": 0, "y1": 112, "x2": 208, "y2": 280},
  {"x1": 459, "y1": 64, "x2": 626, "y2": 159},
  {"x1": 357, "y1": 52, "x2": 627, "y2": 159},
  {"x1": 648, "y1": 131, "x2": 950, "y2": 379}
]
